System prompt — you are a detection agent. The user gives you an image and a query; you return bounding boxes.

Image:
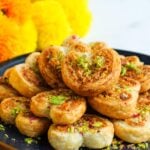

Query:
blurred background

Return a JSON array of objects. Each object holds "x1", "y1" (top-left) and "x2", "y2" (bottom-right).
[{"x1": 85, "y1": 0, "x2": 150, "y2": 55}]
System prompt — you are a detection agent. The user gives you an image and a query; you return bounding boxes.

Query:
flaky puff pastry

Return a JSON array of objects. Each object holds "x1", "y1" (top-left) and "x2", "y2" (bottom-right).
[
  {"x1": 25, "y1": 52, "x2": 41, "y2": 74},
  {"x1": 89, "y1": 42, "x2": 109, "y2": 51},
  {"x1": 15, "y1": 111, "x2": 50, "y2": 137},
  {"x1": 121, "y1": 56, "x2": 150, "y2": 93},
  {"x1": 121, "y1": 56, "x2": 144, "y2": 66},
  {"x1": 62, "y1": 35, "x2": 80, "y2": 48},
  {"x1": 0, "y1": 97, "x2": 29, "y2": 124},
  {"x1": 62, "y1": 43, "x2": 121, "y2": 96},
  {"x1": 0, "y1": 82, "x2": 19, "y2": 102},
  {"x1": 113, "y1": 91, "x2": 150, "y2": 143},
  {"x1": 31, "y1": 89, "x2": 86, "y2": 124},
  {"x1": 38, "y1": 46, "x2": 67, "y2": 88},
  {"x1": 48, "y1": 114, "x2": 114, "y2": 150},
  {"x1": 88, "y1": 77, "x2": 141, "y2": 119},
  {"x1": 8, "y1": 64, "x2": 46, "y2": 97}
]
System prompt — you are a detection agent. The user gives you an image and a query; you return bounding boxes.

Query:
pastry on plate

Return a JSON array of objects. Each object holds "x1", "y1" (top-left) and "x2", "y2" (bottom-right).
[
  {"x1": 113, "y1": 91, "x2": 150, "y2": 143},
  {"x1": 89, "y1": 42, "x2": 108, "y2": 51},
  {"x1": 121, "y1": 56, "x2": 144, "y2": 67},
  {"x1": 62, "y1": 35, "x2": 80, "y2": 48},
  {"x1": 0, "y1": 81, "x2": 19, "y2": 101},
  {"x1": 0, "y1": 97, "x2": 29, "y2": 124},
  {"x1": 62, "y1": 43, "x2": 121, "y2": 96},
  {"x1": 88, "y1": 77, "x2": 141, "y2": 119},
  {"x1": 31, "y1": 89, "x2": 86, "y2": 124},
  {"x1": 48, "y1": 114, "x2": 114, "y2": 150},
  {"x1": 8, "y1": 64, "x2": 46, "y2": 97},
  {"x1": 38, "y1": 46, "x2": 67, "y2": 88},
  {"x1": 25, "y1": 52, "x2": 41, "y2": 74},
  {"x1": 16, "y1": 110, "x2": 50, "y2": 137},
  {"x1": 121, "y1": 56, "x2": 150, "y2": 93}
]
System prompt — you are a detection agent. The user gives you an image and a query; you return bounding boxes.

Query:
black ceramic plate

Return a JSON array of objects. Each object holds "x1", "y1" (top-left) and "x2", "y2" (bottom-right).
[{"x1": 0, "y1": 50, "x2": 149, "y2": 150}]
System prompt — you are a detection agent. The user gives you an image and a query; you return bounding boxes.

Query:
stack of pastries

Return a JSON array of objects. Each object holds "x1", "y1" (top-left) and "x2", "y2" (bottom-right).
[{"x1": 0, "y1": 36, "x2": 150, "y2": 150}]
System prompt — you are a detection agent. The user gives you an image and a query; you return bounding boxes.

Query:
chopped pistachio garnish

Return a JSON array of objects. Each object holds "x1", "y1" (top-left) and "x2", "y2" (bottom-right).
[
  {"x1": 0, "y1": 124, "x2": 5, "y2": 131},
  {"x1": 78, "y1": 125, "x2": 89, "y2": 133},
  {"x1": 11, "y1": 107, "x2": 21, "y2": 117},
  {"x1": 139, "y1": 106, "x2": 150, "y2": 118},
  {"x1": 102, "y1": 138, "x2": 149, "y2": 150},
  {"x1": 93, "y1": 56, "x2": 105, "y2": 68},
  {"x1": 67, "y1": 126, "x2": 74, "y2": 133},
  {"x1": 124, "y1": 86, "x2": 132, "y2": 92},
  {"x1": 77, "y1": 55, "x2": 91, "y2": 75},
  {"x1": 121, "y1": 66, "x2": 127, "y2": 76},
  {"x1": 126, "y1": 62, "x2": 141, "y2": 73},
  {"x1": 4, "y1": 134, "x2": 9, "y2": 139},
  {"x1": 121, "y1": 62, "x2": 141, "y2": 76},
  {"x1": 126, "y1": 62, "x2": 137, "y2": 70},
  {"x1": 92, "y1": 122, "x2": 103, "y2": 127},
  {"x1": 24, "y1": 138, "x2": 38, "y2": 144},
  {"x1": 137, "y1": 143, "x2": 149, "y2": 149},
  {"x1": 49, "y1": 95, "x2": 68, "y2": 105}
]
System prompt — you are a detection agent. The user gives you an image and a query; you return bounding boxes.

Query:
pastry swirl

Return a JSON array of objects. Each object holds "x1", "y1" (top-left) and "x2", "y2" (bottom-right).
[
  {"x1": 31, "y1": 89, "x2": 86, "y2": 124},
  {"x1": 8, "y1": 64, "x2": 46, "y2": 97},
  {"x1": 62, "y1": 44, "x2": 121, "y2": 96},
  {"x1": 88, "y1": 77, "x2": 141, "y2": 119},
  {"x1": 48, "y1": 114, "x2": 114, "y2": 150},
  {"x1": 113, "y1": 91, "x2": 150, "y2": 143}
]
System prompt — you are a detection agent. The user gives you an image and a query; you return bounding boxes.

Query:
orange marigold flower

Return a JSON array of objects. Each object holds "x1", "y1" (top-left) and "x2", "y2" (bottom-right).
[
  {"x1": 0, "y1": 0, "x2": 32, "y2": 24},
  {"x1": 0, "y1": 13, "x2": 37, "y2": 62}
]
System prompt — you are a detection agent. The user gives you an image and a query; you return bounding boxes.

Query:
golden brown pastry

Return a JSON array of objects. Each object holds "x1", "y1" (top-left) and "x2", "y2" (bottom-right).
[
  {"x1": 121, "y1": 56, "x2": 149, "y2": 93},
  {"x1": 25, "y1": 52, "x2": 41, "y2": 73},
  {"x1": 15, "y1": 111, "x2": 50, "y2": 137},
  {"x1": 2, "y1": 67, "x2": 14, "y2": 83},
  {"x1": 30, "y1": 91, "x2": 51, "y2": 118},
  {"x1": 48, "y1": 114, "x2": 114, "y2": 150},
  {"x1": 124, "y1": 65, "x2": 150, "y2": 93},
  {"x1": 0, "y1": 97, "x2": 29, "y2": 124},
  {"x1": 90, "y1": 42, "x2": 108, "y2": 51},
  {"x1": 31, "y1": 89, "x2": 86, "y2": 124},
  {"x1": 38, "y1": 46, "x2": 67, "y2": 88},
  {"x1": 50, "y1": 94, "x2": 86, "y2": 125},
  {"x1": 62, "y1": 44, "x2": 121, "y2": 96},
  {"x1": 121, "y1": 56, "x2": 144, "y2": 67},
  {"x1": 0, "y1": 82, "x2": 19, "y2": 102},
  {"x1": 8, "y1": 64, "x2": 46, "y2": 97},
  {"x1": 138, "y1": 90, "x2": 150, "y2": 106},
  {"x1": 62, "y1": 35, "x2": 80, "y2": 47},
  {"x1": 113, "y1": 91, "x2": 150, "y2": 143},
  {"x1": 88, "y1": 77, "x2": 141, "y2": 119}
]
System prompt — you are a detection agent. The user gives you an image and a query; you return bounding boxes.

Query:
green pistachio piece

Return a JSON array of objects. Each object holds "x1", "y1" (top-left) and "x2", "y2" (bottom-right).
[
  {"x1": 92, "y1": 122, "x2": 103, "y2": 127},
  {"x1": 11, "y1": 107, "x2": 21, "y2": 117},
  {"x1": 0, "y1": 124, "x2": 5, "y2": 131},
  {"x1": 49, "y1": 95, "x2": 68, "y2": 105},
  {"x1": 94, "y1": 56, "x2": 105, "y2": 68},
  {"x1": 121, "y1": 66, "x2": 127, "y2": 76}
]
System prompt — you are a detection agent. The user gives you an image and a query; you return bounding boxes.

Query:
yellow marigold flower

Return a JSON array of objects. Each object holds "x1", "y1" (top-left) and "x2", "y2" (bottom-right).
[
  {"x1": 0, "y1": 0, "x2": 32, "y2": 24},
  {"x1": 0, "y1": 13, "x2": 37, "y2": 62},
  {"x1": 18, "y1": 20, "x2": 37, "y2": 56},
  {"x1": 56, "y1": 0, "x2": 92, "y2": 37},
  {"x1": 32, "y1": 0, "x2": 71, "y2": 50}
]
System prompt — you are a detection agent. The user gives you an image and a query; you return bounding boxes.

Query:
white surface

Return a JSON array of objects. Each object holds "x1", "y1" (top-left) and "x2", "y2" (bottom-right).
[{"x1": 84, "y1": 0, "x2": 150, "y2": 55}]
